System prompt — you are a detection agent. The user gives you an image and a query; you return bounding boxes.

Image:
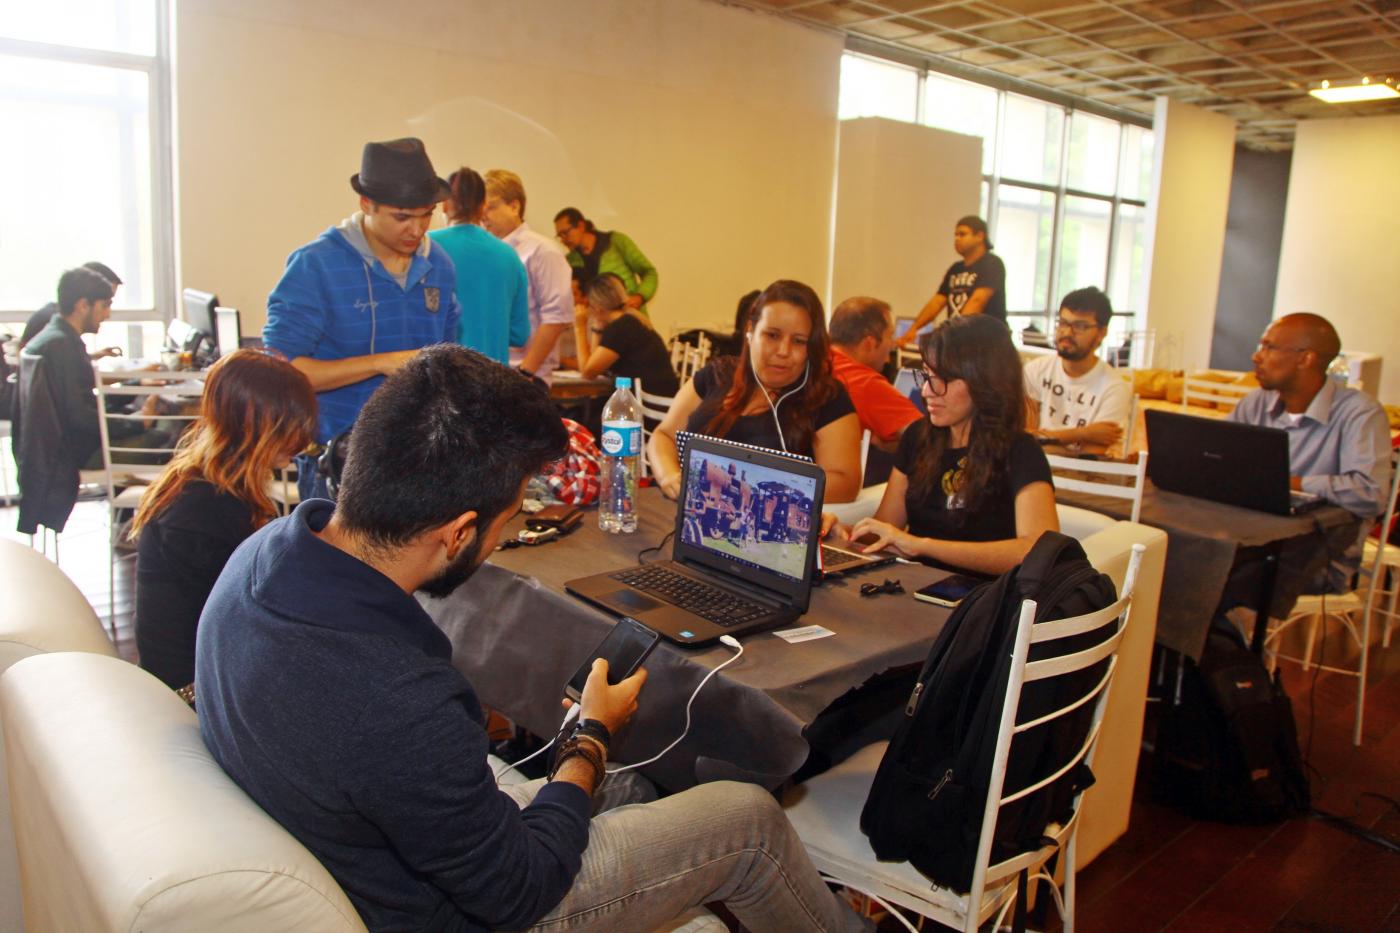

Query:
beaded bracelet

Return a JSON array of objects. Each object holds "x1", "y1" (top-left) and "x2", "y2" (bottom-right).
[{"x1": 550, "y1": 736, "x2": 606, "y2": 787}]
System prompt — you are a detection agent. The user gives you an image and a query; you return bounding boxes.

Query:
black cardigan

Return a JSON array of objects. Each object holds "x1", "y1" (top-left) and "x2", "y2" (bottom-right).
[{"x1": 135, "y1": 480, "x2": 255, "y2": 689}]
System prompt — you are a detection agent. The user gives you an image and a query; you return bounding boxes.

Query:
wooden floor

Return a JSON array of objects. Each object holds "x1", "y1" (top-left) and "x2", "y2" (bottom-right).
[{"x1": 5, "y1": 500, "x2": 1398, "y2": 931}]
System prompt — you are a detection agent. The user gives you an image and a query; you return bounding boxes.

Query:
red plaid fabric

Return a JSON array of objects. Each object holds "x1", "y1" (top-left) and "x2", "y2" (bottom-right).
[{"x1": 542, "y1": 419, "x2": 602, "y2": 506}]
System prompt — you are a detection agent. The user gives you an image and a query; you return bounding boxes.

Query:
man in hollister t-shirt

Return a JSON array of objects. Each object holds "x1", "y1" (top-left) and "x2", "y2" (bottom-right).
[
  {"x1": 898, "y1": 215, "x2": 1007, "y2": 345},
  {"x1": 1024, "y1": 286, "x2": 1132, "y2": 455}
]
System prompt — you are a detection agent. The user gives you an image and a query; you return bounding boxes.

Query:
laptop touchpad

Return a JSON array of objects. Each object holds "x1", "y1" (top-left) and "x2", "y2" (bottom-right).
[{"x1": 604, "y1": 589, "x2": 662, "y2": 613}]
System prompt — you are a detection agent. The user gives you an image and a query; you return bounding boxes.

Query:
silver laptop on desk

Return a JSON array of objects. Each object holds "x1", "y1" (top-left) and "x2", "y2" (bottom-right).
[{"x1": 566, "y1": 435, "x2": 826, "y2": 645}]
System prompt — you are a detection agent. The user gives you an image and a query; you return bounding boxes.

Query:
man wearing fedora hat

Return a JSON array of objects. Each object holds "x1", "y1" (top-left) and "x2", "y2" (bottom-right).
[{"x1": 264, "y1": 137, "x2": 461, "y2": 499}]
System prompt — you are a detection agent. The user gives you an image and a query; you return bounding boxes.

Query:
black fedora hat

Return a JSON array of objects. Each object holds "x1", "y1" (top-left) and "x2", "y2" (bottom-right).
[{"x1": 350, "y1": 137, "x2": 450, "y2": 208}]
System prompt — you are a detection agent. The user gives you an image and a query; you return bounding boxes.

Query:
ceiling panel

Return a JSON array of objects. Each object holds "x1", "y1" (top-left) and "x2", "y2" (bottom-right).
[{"x1": 721, "y1": 0, "x2": 1400, "y2": 148}]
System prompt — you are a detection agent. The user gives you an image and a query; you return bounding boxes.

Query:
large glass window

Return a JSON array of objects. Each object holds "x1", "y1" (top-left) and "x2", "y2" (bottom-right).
[
  {"x1": 0, "y1": 0, "x2": 171, "y2": 322},
  {"x1": 996, "y1": 186, "x2": 1055, "y2": 313},
  {"x1": 838, "y1": 53, "x2": 919, "y2": 122},
  {"x1": 838, "y1": 52, "x2": 1154, "y2": 333},
  {"x1": 999, "y1": 95, "x2": 1063, "y2": 187},
  {"x1": 923, "y1": 72, "x2": 998, "y2": 175}
]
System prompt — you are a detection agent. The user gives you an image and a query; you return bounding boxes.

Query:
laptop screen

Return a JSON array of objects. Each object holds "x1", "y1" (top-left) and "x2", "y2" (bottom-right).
[{"x1": 677, "y1": 442, "x2": 818, "y2": 585}]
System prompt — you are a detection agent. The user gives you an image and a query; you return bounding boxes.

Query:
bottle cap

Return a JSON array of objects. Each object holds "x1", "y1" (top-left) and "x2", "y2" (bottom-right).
[{"x1": 615, "y1": 377, "x2": 632, "y2": 389}]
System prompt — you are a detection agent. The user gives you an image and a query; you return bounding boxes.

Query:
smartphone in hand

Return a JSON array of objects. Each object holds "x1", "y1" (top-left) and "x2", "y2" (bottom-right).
[{"x1": 564, "y1": 617, "x2": 660, "y2": 702}]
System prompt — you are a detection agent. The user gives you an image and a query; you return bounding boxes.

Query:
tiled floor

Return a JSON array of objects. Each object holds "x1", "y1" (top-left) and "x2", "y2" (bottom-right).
[{"x1": 4, "y1": 499, "x2": 1398, "y2": 931}]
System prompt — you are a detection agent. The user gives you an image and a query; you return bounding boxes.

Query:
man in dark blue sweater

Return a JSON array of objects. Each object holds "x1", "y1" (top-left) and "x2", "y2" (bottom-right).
[{"x1": 196, "y1": 346, "x2": 866, "y2": 932}]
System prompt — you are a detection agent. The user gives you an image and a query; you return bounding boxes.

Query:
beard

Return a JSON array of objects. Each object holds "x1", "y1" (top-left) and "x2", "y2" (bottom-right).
[
  {"x1": 419, "y1": 535, "x2": 486, "y2": 599},
  {"x1": 1056, "y1": 343, "x2": 1092, "y2": 362}
]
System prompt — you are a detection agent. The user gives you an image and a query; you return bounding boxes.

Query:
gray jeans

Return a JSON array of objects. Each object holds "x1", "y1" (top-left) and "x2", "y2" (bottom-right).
[{"x1": 499, "y1": 777, "x2": 869, "y2": 933}]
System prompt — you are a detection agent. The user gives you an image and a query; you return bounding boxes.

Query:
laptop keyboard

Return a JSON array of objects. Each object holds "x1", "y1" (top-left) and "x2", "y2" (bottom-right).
[
  {"x1": 612, "y1": 565, "x2": 771, "y2": 627},
  {"x1": 821, "y1": 545, "x2": 864, "y2": 569}
]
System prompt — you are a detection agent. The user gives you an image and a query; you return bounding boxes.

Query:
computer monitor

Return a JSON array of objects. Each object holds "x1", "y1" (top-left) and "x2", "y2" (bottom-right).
[
  {"x1": 214, "y1": 307, "x2": 241, "y2": 360},
  {"x1": 894, "y1": 316, "x2": 933, "y2": 341},
  {"x1": 183, "y1": 285, "x2": 221, "y2": 357}
]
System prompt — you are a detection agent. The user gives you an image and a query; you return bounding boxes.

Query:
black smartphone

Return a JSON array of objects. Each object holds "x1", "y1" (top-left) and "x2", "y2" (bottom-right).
[
  {"x1": 564, "y1": 617, "x2": 660, "y2": 702},
  {"x1": 913, "y1": 573, "x2": 987, "y2": 608}
]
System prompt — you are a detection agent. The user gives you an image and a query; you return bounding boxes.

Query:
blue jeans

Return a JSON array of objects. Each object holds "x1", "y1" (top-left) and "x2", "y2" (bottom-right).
[
  {"x1": 294, "y1": 451, "x2": 330, "y2": 502},
  {"x1": 500, "y1": 778, "x2": 869, "y2": 932}
]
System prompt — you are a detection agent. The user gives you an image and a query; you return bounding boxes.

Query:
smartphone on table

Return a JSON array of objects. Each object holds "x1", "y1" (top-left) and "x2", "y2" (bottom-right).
[
  {"x1": 564, "y1": 616, "x2": 661, "y2": 702},
  {"x1": 913, "y1": 573, "x2": 987, "y2": 608}
]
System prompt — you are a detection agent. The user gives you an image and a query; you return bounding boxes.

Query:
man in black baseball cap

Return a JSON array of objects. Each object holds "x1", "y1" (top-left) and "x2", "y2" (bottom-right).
[{"x1": 264, "y1": 137, "x2": 461, "y2": 500}]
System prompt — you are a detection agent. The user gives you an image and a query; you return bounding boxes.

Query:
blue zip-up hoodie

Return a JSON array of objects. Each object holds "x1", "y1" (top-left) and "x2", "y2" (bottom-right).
[
  {"x1": 264, "y1": 217, "x2": 461, "y2": 443},
  {"x1": 197, "y1": 500, "x2": 591, "y2": 931}
]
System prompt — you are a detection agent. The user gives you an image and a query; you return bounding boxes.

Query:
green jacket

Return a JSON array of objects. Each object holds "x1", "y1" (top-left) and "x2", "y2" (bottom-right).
[{"x1": 567, "y1": 230, "x2": 658, "y2": 315}]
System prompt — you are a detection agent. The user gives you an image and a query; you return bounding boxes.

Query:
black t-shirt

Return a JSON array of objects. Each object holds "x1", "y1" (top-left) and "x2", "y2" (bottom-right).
[
  {"x1": 20, "y1": 303, "x2": 58, "y2": 348},
  {"x1": 687, "y1": 358, "x2": 855, "y2": 457},
  {"x1": 598, "y1": 313, "x2": 679, "y2": 398},
  {"x1": 893, "y1": 421, "x2": 1051, "y2": 542},
  {"x1": 937, "y1": 252, "x2": 1007, "y2": 322},
  {"x1": 135, "y1": 479, "x2": 256, "y2": 689}
]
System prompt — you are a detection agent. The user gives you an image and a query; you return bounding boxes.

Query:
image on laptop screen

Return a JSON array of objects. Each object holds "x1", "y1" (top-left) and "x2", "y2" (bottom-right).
[{"x1": 677, "y1": 444, "x2": 817, "y2": 583}]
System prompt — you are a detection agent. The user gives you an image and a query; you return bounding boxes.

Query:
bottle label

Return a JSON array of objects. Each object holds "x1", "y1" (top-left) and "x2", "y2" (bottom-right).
[{"x1": 601, "y1": 422, "x2": 641, "y2": 457}]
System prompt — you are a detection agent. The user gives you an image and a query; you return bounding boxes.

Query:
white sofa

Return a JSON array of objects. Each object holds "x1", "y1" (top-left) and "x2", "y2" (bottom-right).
[{"x1": 0, "y1": 539, "x2": 119, "y2": 933}]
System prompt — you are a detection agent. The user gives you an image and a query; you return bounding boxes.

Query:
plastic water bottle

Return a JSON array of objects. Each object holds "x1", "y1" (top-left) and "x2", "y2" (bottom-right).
[{"x1": 599, "y1": 377, "x2": 642, "y2": 534}]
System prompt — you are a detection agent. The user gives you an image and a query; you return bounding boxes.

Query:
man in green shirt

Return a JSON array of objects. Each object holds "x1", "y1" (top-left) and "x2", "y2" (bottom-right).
[{"x1": 553, "y1": 207, "x2": 658, "y2": 317}]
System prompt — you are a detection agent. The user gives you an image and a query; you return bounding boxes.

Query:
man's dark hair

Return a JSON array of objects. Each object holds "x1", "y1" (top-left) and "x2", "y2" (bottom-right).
[
  {"x1": 335, "y1": 346, "x2": 568, "y2": 551},
  {"x1": 82, "y1": 261, "x2": 123, "y2": 286},
  {"x1": 57, "y1": 267, "x2": 114, "y2": 315},
  {"x1": 956, "y1": 214, "x2": 993, "y2": 250},
  {"x1": 829, "y1": 296, "x2": 892, "y2": 347},
  {"x1": 1060, "y1": 286, "x2": 1113, "y2": 328},
  {"x1": 553, "y1": 206, "x2": 593, "y2": 232}
]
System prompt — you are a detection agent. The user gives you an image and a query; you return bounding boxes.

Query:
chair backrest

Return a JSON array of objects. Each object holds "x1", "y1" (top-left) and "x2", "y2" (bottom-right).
[
  {"x1": 1361, "y1": 447, "x2": 1400, "y2": 617},
  {"x1": 1120, "y1": 390, "x2": 1140, "y2": 458},
  {"x1": 0, "y1": 653, "x2": 368, "y2": 932},
  {"x1": 0, "y1": 539, "x2": 118, "y2": 933},
  {"x1": 633, "y1": 378, "x2": 676, "y2": 482},
  {"x1": 1046, "y1": 451, "x2": 1149, "y2": 524},
  {"x1": 92, "y1": 371, "x2": 205, "y2": 498},
  {"x1": 969, "y1": 544, "x2": 1145, "y2": 904},
  {"x1": 1182, "y1": 370, "x2": 1253, "y2": 413},
  {"x1": 670, "y1": 332, "x2": 712, "y2": 384}
]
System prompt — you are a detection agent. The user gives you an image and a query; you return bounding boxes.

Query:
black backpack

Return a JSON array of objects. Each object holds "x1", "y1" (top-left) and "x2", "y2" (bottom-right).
[
  {"x1": 1154, "y1": 624, "x2": 1310, "y2": 823},
  {"x1": 860, "y1": 532, "x2": 1120, "y2": 892}
]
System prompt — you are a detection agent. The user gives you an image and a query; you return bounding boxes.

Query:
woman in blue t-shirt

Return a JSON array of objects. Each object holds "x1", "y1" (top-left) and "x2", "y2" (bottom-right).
[{"x1": 828, "y1": 314, "x2": 1057, "y2": 574}]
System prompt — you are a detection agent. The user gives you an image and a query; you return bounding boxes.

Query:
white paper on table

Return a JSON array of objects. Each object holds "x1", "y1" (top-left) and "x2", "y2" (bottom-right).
[{"x1": 772, "y1": 624, "x2": 835, "y2": 644}]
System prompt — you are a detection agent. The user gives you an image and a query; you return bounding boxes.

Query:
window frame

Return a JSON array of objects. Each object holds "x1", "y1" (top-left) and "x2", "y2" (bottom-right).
[
  {"x1": 840, "y1": 50, "x2": 1152, "y2": 333},
  {"x1": 0, "y1": 0, "x2": 175, "y2": 327}
]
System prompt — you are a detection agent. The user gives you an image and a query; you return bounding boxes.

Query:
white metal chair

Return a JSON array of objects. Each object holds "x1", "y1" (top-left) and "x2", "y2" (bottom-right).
[
  {"x1": 1364, "y1": 531, "x2": 1400, "y2": 649},
  {"x1": 1046, "y1": 451, "x2": 1149, "y2": 524},
  {"x1": 93, "y1": 372, "x2": 205, "y2": 630},
  {"x1": 783, "y1": 544, "x2": 1146, "y2": 932},
  {"x1": 1181, "y1": 370, "x2": 1252, "y2": 413},
  {"x1": 824, "y1": 430, "x2": 885, "y2": 525},
  {"x1": 270, "y1": 465, "x2": 301, "y2": 515},
  {"x1": 633, "y1": 378, "x2": 676, "y2": 482},
  {"x1": 1264, "y1": 447, "x2": 1400, "y2": 745},
  {"x1": 669, "y1": 332, "x2": 711, "y2": 384}
]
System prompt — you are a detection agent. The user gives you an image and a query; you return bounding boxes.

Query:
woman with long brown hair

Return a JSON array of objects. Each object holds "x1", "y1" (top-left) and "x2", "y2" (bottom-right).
[
  {"x1": 131, "y1": 349, "x2": 317, "y2": 689},
  {"x1": 831, "y1": 314, "x2": 1058, "y2": 574},
  {"x1": 648, "y1": 279, "x2": 863, "y2": 502}
]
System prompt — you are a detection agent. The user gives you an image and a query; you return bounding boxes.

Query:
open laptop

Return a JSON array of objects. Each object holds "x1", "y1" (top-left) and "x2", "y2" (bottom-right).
[
  {"x1": 1144, "y1": 409, "x2": 1323, "y2": 516},
  {"x1": 566, "y1": 435, "x2": 830, "y2": 645}
]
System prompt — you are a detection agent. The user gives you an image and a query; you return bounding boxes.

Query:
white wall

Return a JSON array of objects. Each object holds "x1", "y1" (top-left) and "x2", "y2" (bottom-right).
[
  {"x1": 1141, "y1": 97, "x2": 1236, "y2": 370},
  {"x1": 829, "y1": 118, "x2": 982, "y2": 319},
  {"x1": 175, "y1": 0, "x2": 843, "y2": 338},
  {"x1": 1275, "y1": 115, "x2": 1400, "y2": 403}
]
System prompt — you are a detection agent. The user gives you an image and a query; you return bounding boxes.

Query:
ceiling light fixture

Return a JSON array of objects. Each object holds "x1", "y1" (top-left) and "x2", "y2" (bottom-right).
[{"x1": 1309, "y1": 77, "x2": 1399, "y2": 104}]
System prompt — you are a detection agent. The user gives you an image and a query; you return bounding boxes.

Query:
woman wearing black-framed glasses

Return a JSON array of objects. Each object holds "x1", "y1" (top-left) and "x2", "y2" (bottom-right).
[{"x1": 824, "y1": 315, "x2": 1058, "y2": 575}]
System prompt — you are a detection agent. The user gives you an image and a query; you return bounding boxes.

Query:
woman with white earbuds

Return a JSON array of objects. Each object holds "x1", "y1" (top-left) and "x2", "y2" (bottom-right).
[{"x1": 648, "y1": 279, "x2": 863, "y2": 503}]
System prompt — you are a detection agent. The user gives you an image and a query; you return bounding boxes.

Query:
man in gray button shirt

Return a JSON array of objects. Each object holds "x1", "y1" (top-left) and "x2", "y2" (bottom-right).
[{"x1": 1230, "y1": 312, "x2": 1392, "y2": 587}]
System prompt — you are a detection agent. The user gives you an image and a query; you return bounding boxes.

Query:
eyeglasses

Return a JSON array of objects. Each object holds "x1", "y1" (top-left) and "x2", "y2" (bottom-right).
[
  {"x1": 1055, "y1": 318, "x2": 1101, "y2": 335},
  {"x1": 1255, "y1": 341, "x2": 1307, "y2": 355},
  {"x1": 907, "y1": 367, "x2": 957, "y2": 397},
  {"x1": 860, "y1": 578, "x2": 904, "y2": 597},
  {"x1": 555, "y1": 225, "x2": 576, "y2": 241}
]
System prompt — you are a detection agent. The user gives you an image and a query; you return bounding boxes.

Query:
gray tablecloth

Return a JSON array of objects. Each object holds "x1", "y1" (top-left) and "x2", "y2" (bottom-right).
[
  {"x1": 424, "y1": 490, "x2": 951, "y2": 790},
  {"x1": 1057, "y1": 483, "x2": 1359, "y2": 660}
]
